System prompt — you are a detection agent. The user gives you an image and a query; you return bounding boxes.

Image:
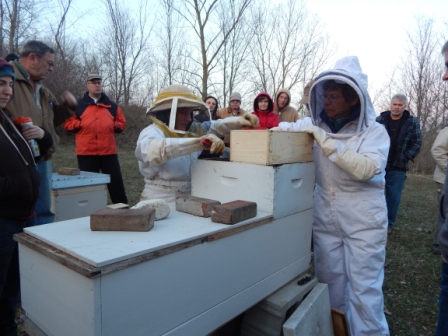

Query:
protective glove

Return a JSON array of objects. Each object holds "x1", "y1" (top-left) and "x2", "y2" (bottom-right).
[
  {"x1": 303, "y1": 126, "x2": 378, "y2": 181},
  {"x1": 201, "y1": 133, "x2": 225, "y2": 154},
  {"x1": 147, "y1": 138, "x2": 202, "y2": 165},
  {"x1": 302, "y1": 126, "x2": 337, "y2": 156},
  {"x1": 238, "y1": 113, "x2": 259, "y2": 128},
  {"x1": 211, "y1": 114, "x2": 260, "y2": 138},
  {"x1": 333, "y1": 149, "x2": 378, "y2": 181}
]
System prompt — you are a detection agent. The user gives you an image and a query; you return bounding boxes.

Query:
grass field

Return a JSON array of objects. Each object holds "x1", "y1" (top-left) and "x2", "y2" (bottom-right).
[{"x1": 19, "y1": 143, "x2": 443, "y2": 335}]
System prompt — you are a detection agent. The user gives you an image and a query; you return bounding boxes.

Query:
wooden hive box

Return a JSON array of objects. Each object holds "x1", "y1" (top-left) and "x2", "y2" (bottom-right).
[
  {"x1": 191, "y1": 160, "x2": 315, "y2": 220},
  {"x1": 230, "y1": 130, "x2": 313, "y2": 165}
]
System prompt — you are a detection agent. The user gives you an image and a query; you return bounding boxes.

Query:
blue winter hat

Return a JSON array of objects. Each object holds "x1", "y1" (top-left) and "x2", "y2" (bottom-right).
[{"x1": 0, "y1": 58, "x2": 15, "y2": 80}]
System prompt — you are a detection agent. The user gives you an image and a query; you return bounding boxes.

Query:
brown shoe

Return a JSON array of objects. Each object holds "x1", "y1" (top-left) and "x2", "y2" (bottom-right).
[{"x1": 387, "y1": 227, "x2": 393, "y2": 235}]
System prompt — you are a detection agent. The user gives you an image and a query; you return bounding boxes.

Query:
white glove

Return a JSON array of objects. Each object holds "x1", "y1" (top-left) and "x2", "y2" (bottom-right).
[
  {"x1": 303, "y1": 126, "x2": 378, "y2": 181},
  {"x1": 147, "y1": 138, "x2": 202, "y2": 165},
  {"x1": 302, "y1": 126, "x2": 337, "y2": 156},
  {"x1": 201, "y1": 133, "x2": 225, "y2": 154},
  {"x1": 211, "y1": 114, "x2": 260, "y2": 138},
  {"x1": 333, "y1": 149, "x2": 378, "y2": 181}
]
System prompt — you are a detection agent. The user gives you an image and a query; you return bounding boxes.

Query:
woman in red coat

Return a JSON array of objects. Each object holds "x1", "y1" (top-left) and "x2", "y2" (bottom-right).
[{"x1": 250, "y1": 92, "x2": 279, "y2": 129}]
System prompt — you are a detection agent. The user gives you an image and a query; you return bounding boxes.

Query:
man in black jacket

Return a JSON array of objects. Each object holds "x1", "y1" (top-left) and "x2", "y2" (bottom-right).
[
  {"x1": 376, "y1": 94, "x2": 422, "y2": 234},
  {"x1": 0, "y1": 58, "x2": 53, "y2": 336}
]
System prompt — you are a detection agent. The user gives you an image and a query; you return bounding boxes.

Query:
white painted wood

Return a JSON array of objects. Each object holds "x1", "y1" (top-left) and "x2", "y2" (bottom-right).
[
  {"x1": 18, "y1": 210, "x2": 312, "y2": 336},
  {"x1": 191, "y1": 160, "x2": 315, "y2": 219},
  {"x1": 51, "y1": 171, "x2": 110, "y2": 189},
  {"x1": 283, "y1": 283, "x2": 334, "y2": 336},
  {"x1": 19, "y1": 244, "x2": 101, "y2": 336},
  {"x1": 51, "y1": 185, "x2": 107, "y2": 222},
  {"x1": 23, "y1": 209, "x2": 272, "y2": 267},
  {"x1": 230, "y1": 130, "x2": 313, "y2": 165}
]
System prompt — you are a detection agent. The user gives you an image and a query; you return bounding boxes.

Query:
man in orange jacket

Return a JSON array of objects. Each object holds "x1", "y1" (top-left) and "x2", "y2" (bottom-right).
[{"x1": 63, "y1": 74, "x2": 128, "y2": 204}]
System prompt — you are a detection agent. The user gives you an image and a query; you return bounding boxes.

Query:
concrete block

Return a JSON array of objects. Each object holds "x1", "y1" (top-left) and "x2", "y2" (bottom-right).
[
  {"x1": 90, "y1": 208, "x2": 155, "y2": 232},
  {"x1": 131, "y1": 199, "x2": 170, "y2": 220},
  {"x1": 283, "y1": 283, "x2": 334, "y2": 336},
  {"x1": 241, "y1": 274, "x2": 317, "y2": 336},
  {"x1": 211, "y1": 200, "x2": 257, "y2": 225},
  {"x1": 175, "y1": 195, "x2": 221, "y2": 217}
]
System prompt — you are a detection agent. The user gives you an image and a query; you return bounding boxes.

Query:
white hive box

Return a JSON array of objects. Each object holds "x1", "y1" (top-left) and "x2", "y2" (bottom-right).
[
  {"x1": 230, "y1": 130, "x2": 313, "y2": 165},
  {"x1": 51, "y1": 171, "x2": 110, "y2": 221},
  {"x1": 16, "y1": 207, "x2": 313, "y2": 336},
  {"x1": 191, "y1": 160, "x2": 315, "y2": 219}
]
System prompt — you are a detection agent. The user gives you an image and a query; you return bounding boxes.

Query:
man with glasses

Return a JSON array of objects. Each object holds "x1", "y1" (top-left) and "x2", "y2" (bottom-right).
[
  {"x1": 5, "y1": 40, "x2": 76, "y2": 225},
  {"x1": 63, "y1": 74, "x2": 128, "y2": 205},
  {"x1": 376, "y1": 94, "x2": 422, "y2": 234}
]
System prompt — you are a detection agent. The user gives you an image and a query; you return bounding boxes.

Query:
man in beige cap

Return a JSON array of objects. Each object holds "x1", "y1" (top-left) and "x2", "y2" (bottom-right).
[
  {"x1": 63, "y1": 74, "x2": 128, "y2": 204},
  {"x1": 273, "y1": 89, "x2": 299, "y2": 122},
  {"x1": 135, "y1": 84, "x2": 258, "y2": 202},
  {"x1": 217, "y1": 91, "x2": 246, "y2": 119}
]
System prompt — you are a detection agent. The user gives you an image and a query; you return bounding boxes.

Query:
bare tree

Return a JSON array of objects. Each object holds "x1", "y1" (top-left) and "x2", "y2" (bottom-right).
[
  {"x1": 214, "y1": 0, "x2": 253, "y2": 107},
  {"x1": 1, "y1": 0, "x2": 43, "y2": 53},
  {"x1": 169, "y1": 0, "x2": 252, "y2": 99},
  {"x1": 156, "y1": 0, "x2": 197, "y2": 91},
  {"x1": 99, "y1": 0, "x2": 154, "y2": 106},
  {"x1": 247, "y1": 0, "x2": 333, "y2": 100},
  {"x1": 390, "y1": 16, "x2": 448, "y2": 173}
]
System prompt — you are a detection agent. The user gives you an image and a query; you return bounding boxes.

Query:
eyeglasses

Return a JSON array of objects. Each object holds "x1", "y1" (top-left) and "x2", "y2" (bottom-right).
[
  {"x1": 35, "y1": 54, "x2": 54, "y2": 68},
  {"x1": 320, "y1": 94, "x2": 343, "y2": 102},
  {"x1": 88, "y1": 81, "x2": 102, "y2": 85}
]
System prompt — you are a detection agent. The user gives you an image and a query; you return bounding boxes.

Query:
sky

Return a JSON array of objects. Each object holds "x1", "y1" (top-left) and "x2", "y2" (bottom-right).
[{"x1": 306, "y1": 0, "x2": 448, "y2": 90}]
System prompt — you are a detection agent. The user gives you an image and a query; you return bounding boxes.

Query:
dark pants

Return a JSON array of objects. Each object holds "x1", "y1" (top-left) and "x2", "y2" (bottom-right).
[
  {"x1": 384, "y1": 168, "x2": 407, "y2": 228},
  {"x1": 77, "y1": 155, "x2": 128, "y2": 204},
  {"x1": 0, "y1": 218, "x2": 31, "y2": 334},
  {"x1": 436, "y1": 261, "x2": 448, "y2": 336}
]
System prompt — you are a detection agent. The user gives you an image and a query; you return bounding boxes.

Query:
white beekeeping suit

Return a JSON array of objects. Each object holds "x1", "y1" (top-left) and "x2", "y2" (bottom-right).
[
  {"x1": 135, "y1": 84, "x2": 258, "y2": 203},
  {"x1": 276, "y1": 57, "x2": 390, "y2": 336}
]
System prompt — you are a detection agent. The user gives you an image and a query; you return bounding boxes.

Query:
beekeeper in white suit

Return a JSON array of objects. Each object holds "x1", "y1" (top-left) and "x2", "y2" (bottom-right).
[
  {"x1": 135, "y1": 84, "x2": 258, "y2": 203},
  {"x1": 273, "y1": 57, "x2": 390, "y2": 335}
]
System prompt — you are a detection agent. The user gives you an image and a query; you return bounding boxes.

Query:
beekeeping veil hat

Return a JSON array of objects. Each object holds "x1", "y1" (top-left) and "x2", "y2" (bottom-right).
[{"x1": 146, "y1": 84, "x2": 209, "y2": 133}]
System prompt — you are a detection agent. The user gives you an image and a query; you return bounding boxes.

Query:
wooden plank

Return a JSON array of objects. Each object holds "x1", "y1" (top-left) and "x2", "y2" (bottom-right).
[
  {"x1": 14, "y1": 233, "x2": 101, "y2": 278},
  {"x1": 331, "y1": 308, "x2": 351, "y2": 336},
  {"x1": 230, "y1": 130, "x2": 313, "y2": 165}
]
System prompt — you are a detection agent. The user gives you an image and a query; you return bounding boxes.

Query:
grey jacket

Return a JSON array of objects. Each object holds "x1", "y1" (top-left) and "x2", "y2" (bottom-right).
[{"x1": 432, "y1": 126, "x2": 448, "y2": 184}]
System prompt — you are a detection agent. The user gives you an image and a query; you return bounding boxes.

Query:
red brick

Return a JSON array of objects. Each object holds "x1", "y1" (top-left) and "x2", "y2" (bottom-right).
[
  {"x1": 58, "y1": 167, "x2": 80, "y2": 175},
  {"x1": 176, "y1": 195, "x2": 221, "y2": 217},
  {"x1": 211, "y1": 200, "x2": 257, "y2": 225},
  {"x1": 90, "y1": 208, "x2": 155, "y2": 232}
]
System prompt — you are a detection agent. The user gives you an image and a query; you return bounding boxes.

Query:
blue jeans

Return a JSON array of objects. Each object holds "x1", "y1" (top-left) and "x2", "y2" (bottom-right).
[
  {"x1": 0, "y1": 217, "x2": 32, "y2": 332},
  {"x1": 34, "y1": 160, "x2": 55, "y2": 225},
  {"x1": 436, "y1": 261, "x2": 448, "y2": 336},
  {"x1": 384, "y1": 168, "x2": 407, "y2": 228}
]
